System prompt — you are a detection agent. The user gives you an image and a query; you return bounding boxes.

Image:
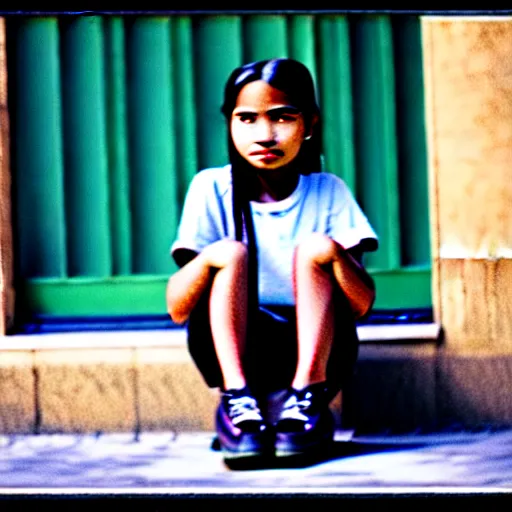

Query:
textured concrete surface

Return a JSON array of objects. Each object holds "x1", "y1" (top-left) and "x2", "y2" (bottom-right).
[
  {"x1": 0, "y1": 351, "x2": 35, "y2": 434},
  {"x1": 1, "y1": 329, "x2": 512, "y2": 436},
  {"x1": 0, "y1": 429, "x2": 511, "y2": 493},
  {"x1": 343, "y1": 345, "x2": 437, "y2": 433},
  {"x1": 135, "y1": 346, "x2": 217, "y2": 432},
  {"x1": 436, "y1": 354, "x2": 512, "y2": 428},
  {"x1": 3, "y1": 338, "x2": 512, "y2": 435},
  {"x1": 35, "y1": 348, "x2": 137, "y2": 433}
]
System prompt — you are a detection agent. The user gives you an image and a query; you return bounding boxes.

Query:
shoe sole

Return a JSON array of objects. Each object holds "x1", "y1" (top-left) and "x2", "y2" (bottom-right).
[
  {"x1": 274, "y1": 406, "x2": 335, "y2": 458},
  {"x1": 221, "y1": 448, "x2": 267, "y2": 460},
  {"x1": 217, "y1": 432, "x2": 273, "y2": 460},
  {"x1": 275, "y1": 441, "x2": 332, "y2": 458},
  {"x1": 274, "y1": 431, "x2": 334, "y2": 458}
]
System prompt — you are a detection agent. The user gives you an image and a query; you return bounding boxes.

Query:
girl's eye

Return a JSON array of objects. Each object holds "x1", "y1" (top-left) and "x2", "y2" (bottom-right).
[
  {"x1": 271, "y1": 114, "x2": 297, "y2": 123},
  {"x1": 238, "y1": 114, "x2": 256, "y2": 124}
]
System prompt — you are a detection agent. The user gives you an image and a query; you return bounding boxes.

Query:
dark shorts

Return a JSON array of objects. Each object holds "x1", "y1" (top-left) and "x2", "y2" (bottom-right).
[{"x1": 186, "y1": 287, "x2": 359, "y2": 398}]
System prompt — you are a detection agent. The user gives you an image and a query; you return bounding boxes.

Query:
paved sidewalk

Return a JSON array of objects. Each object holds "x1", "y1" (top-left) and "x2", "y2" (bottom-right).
[{"x1": 0, "y1": 429, "x2": 511, "y2": 496}]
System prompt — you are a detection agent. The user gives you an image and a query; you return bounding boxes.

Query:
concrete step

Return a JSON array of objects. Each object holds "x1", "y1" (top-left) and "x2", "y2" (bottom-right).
[
  {"x1": 0, "y1": 324, "x2": 452, "y2": 435},
  {"x1": 0, "y1": 330, "x2": 216, "y2": 434}
]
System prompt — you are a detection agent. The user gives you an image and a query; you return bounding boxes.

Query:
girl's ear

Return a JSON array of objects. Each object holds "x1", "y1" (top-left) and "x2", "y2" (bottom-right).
[{"x1": 305, "y1": 113, "x2": 319, "y2": 140}]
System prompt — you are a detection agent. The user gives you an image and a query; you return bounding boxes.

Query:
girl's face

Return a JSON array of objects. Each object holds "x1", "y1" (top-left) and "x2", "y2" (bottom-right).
[{"x1": 230, "y1": 80, "x2": 309, "y2": 171}]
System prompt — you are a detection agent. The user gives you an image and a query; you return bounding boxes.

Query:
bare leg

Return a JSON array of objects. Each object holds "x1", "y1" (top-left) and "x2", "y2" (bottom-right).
[
  {"x1": 292, "y1": 235, "x2": 336, "y2": 390},
  {"x1": 167, "y1": 240, "x2": 249, "y2": 390},
  {"x1": 292, "y1": 233, "x2": 375, "y2": 390},
  {"x1": 209, "y1": 243, "x2": 248, "y2": 391}
]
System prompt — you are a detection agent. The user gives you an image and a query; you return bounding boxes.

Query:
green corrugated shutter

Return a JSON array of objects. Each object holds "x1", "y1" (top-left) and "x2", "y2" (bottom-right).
[{"x1": 6, "y1": 13, "x2": 431, "y2": 318}]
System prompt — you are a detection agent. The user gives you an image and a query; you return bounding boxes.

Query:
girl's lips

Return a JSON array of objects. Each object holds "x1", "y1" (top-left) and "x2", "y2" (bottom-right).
[
  {"x1": 254, "y1": 153, "x2": 281, "y2": 163},
  {"x1": 256, "y1": 152, "x2": 280, "y2": 158},
  {"x1": 250, "y1": 149, "x2": 284, "y2": 158}
]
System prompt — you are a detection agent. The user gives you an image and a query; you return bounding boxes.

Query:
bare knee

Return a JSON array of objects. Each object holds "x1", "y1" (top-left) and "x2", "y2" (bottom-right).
[
  {"x1": 165, "y1": 240, "x2": 247, "y2": 325},
  {"x1": 202, "y1": 239, "x2": 248, "y2": 269},
  {"x1": 295, "y1": 233, "x2": 337, "y2": 267}
]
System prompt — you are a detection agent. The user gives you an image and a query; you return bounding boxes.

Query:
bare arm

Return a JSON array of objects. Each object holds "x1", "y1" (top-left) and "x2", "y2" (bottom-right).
[
  {"x1": 332, "y1": 242, "x2": 375, "y2": 319},
  {"x1": 166, "y1": 250, "x2": 211, "y2": 324}
]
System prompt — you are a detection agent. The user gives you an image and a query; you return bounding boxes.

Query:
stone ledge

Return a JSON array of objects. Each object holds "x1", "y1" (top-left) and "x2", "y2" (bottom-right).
[
  {"x1": 34, "y1": 348, "x2": 137, "y2": 433},
  {"x1": 0, "y1": 323, "x2": 442, "y2": 351},
  {"x1": 0, "y1": 324, "x2": 442, "y2": 434},
  {"x1": 1, "y1": 338, "x2": 511, "y2": 433}
]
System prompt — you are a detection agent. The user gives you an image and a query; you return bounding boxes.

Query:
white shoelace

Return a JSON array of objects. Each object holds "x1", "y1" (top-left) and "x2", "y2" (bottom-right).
[
  {"x1": 279, "y1": 394, "x2": 312, "y2": 422},
  {"x1": 228, "y1": 396, "x2": 263, "y2": 425}
]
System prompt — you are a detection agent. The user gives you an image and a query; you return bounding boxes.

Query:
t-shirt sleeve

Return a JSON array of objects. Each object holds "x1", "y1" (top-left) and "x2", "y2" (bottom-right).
[
  {"x1": 170, "y1": 171, "x2": 224, "y2": 258},
  {"x1": 327, "y1": 177, "x2": 379, "y2": 252}
]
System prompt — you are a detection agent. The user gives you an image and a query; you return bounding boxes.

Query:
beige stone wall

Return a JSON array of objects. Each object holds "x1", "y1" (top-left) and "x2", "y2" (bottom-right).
[
  {"x1": 415, "y1": 17, "x2": 512, "y2": 429},
  {"x1": 0, "y1": 17, "x2": 14, "y2": 335},
  {"x1": 422, "y1": 18, "x2": 512, "y2": 355}
]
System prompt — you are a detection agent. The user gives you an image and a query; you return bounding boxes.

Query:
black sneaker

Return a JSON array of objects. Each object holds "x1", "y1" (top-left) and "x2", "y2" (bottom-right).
[
  {"x1": 274, "y1": 382, "x2": 335, "y2": 457},
  {"x1": 216, "y1": 387, "x2": 271, "y2": 460}
]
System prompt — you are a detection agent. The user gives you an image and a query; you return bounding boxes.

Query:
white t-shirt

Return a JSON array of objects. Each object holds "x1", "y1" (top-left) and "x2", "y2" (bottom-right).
[{"x1": 171, "y1": 165, "x2": 378, "y2": 306}]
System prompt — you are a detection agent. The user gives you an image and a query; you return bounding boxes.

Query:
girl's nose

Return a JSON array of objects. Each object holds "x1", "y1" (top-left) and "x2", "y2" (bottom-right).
[{"x1": 254, "y1": 119, "x2": 275, "y2": 142}]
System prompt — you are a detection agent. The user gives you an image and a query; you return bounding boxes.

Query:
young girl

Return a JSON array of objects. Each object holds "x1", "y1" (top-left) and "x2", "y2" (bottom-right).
[{"x1": 167, "y1": 58, "x2": 378, "y2": 461}]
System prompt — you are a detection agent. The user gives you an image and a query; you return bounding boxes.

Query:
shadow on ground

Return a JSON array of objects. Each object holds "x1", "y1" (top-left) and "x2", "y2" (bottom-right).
[{"x1": 221, "y1": 439, "x2": 427, "y2": 471}]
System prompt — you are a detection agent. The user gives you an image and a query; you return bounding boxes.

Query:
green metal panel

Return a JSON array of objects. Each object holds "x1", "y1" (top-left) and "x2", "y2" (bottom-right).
[
  {"x1": 20, "y1": 276, "x2": 171, "y2": 316},
  {"x1": 317, "y1": 15, "x2": 356, "y2": 190},
  {"x1": 352, "y1": 15, "x2": 401, "y2": 272},
  {"x1": 126, "y1": 17, "x2": 179, "y2": 274},
  {"x1": 372, "y1": 265, "x2": 431, "y2": 309},
  {"x1": 171, "y1": 16, "x2": 198, "y2": 207},
  {"x1": 288, "y1": 15, "x2": 317, "y2": 86},
  {"x1": 194, "y1": 16, "x2": 242, "y2": 170},
  {"x1": 243, "y1": 15, "x2": 288, "y2": 62},
  {"x1": 18, "y1": 266, "x2": 432, "y2": 316},
  {"x1": 7, "y1": 13, "x2": 432, "y2": 321},
  {"x1": 11, "y1": 18, "x2": 67, "y2": 278},
  {"x1": 61, "y1": 17, "x2": 112, "y2": 277},
  {"x1": 393, "y1": 16, "x2": 431, "y2": 266},
  {"x1": 105, "y1": 17, "x2": 132, "y2": 276}
]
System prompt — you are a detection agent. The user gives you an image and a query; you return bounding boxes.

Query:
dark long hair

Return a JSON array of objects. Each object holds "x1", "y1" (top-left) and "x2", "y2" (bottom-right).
[{"x1": 220, "y1": 58, "x2": 322, "y2": 315}]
